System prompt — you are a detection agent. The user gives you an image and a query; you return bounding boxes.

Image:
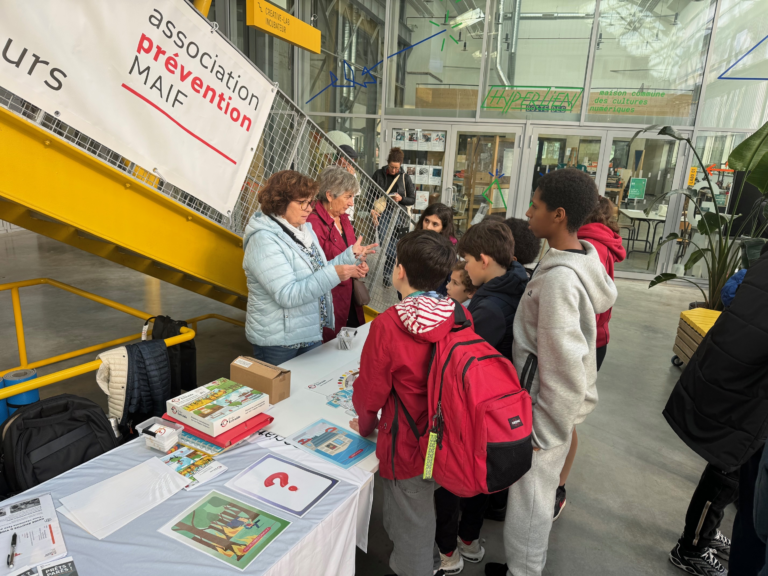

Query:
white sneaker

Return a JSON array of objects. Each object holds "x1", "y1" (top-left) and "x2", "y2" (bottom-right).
[
  {"x1": 439, "y1": 550, "x2": 464, "y2": 575},
  {"x1": 457, "y1": 537, "x2": 485, "y2": 563}
]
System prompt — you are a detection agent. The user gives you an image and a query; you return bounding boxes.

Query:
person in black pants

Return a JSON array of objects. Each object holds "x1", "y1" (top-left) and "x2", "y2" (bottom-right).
[{"x1": 664, "y1": 244, "x2": 768, "y2": 576}]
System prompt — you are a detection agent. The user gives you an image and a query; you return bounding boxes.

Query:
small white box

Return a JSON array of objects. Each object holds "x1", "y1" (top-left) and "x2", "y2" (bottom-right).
[
  {"x1": 135, "y1": 417, "x2": 183, "y2": 452},
  {"x1": 166, "y1": 378, "x2": 269, "y2": 437}
]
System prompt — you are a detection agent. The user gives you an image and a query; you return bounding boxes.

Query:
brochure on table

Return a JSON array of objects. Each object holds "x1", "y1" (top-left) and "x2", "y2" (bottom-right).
[
  {"x1": 226, "y1": 454, "x2": 339, "y2": 518},
  {"x1": 305, "y1": 361, "x2": 360, "y2": 417},
  {"x1": 159, "y1": 490, "x2": 290, "y2": 571},
  {"x1": 288, "y1": 419, "x2": 375, "y2": 469},
  {"x1": 0, "y1": 494, "x2": 66, "y2": 576},
  {"x1": 161, "y1": 444, "x2": 228, "y2": 490}
]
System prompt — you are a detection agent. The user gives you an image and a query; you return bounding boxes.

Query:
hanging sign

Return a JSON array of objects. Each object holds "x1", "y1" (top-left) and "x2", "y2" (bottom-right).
[
  {"x1": 0, "y1": 0, "x2": 276, "y2": 215},
  {"x1": 247, "y1": 1, "x2": 321, "y2": 54}
]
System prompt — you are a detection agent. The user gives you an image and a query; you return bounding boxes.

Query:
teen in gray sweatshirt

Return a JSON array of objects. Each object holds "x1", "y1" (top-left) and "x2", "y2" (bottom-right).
[{"x1": 485, "y1": 168, "x2": 617, "y2": 576}]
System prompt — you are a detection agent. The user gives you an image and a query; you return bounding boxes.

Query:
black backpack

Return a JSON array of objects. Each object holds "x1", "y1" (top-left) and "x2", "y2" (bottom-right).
[
  {"x1": 0, "y1": 394, "x2": 117, "y2": 497},
  {"x1": 147, "y1": 315, "x2": 197, "y2": 396}
]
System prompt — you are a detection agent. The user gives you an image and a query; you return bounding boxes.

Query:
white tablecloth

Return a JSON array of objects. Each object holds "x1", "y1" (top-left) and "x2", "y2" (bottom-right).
[
  {"x1": 19, "y1": 439, "x2": 361, "y2": 576},
  {"x1": 16, "y1": 324, "x2": 378, "y2": 575},
  {"x1": 261, "y1": 323, "x2": 378, "y2": 551}
]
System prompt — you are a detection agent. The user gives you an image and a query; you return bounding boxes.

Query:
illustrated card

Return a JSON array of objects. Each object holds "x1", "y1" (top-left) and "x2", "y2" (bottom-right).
[
  {"x1": 159, "y1": 491, "x2": 290, "y2": 571},
  {"x1": 287, "y1": 419, "x2": 375, "y2": 469},
  {"x1": 225, "y1": 454, "x2": 339, "y2": 517}
]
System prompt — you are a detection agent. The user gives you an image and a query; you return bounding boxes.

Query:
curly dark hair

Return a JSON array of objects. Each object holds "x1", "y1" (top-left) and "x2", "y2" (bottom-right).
[
  {"x1": 257, "y1": 170, "x2": 318, "y2": 216},
  {"x1": 583, "y1": 196, "x2": 620, "y2": 234},
  {"x1": 536, "y1": 168, "x2": 599, "y2": 233},
  {"x1": 503, "y1": 218, "x2": 541, "y2": 265},
  {"x1": 417, "y1": 203, "x2": 455, "y2": 240},
  {"x1": 453, "y1": 260, "x2": 477, "y2": 295}
]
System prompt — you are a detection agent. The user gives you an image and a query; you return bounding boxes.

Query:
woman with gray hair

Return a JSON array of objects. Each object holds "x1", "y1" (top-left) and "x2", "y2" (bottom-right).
[{"x1": 308, "y1": 166, "x2": 368, "y2": 341}]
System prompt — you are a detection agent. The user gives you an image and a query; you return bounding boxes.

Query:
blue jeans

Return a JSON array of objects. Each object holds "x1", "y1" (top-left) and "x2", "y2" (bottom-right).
[{"x1": 250, "y1": 341, "x2": 322, "y2": 366}]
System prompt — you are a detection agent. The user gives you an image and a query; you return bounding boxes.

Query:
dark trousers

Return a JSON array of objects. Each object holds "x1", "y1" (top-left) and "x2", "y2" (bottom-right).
[
  {"x1": 596, "y1": 345, "x2": 607, "y2": 371},
  {"x1": 435, "y1": 488, "x2": 488, "y2": 554},
  {"x1": 378, "y1": 208, "x2": 408, "y2": 284},
  {"x1": 680, "y1": 464, "x2": 739, "y2": 552},
  {"x1": 731, "y1": 446, "x2": 766, "y2": 575}
]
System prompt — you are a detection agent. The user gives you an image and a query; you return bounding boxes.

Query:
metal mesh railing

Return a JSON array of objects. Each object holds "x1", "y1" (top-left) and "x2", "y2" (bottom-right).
[{"x1": 0, "y1": 84, "x2": 404, "y2": 312}]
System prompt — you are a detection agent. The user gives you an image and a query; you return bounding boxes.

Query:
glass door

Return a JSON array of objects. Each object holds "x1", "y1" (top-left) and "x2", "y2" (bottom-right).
[
  {"x1": 599, "y1": 131, "x2": 688, "y2": 275},
  {"x1": 382, "y1": 122, "x2": 453, "y2": 227},
  {"x1": 516, "y1": 128, "x2": 608, "y2": 219},
  {"x1": 445, "y1": 127, "x2": 523, "y2": 237}
]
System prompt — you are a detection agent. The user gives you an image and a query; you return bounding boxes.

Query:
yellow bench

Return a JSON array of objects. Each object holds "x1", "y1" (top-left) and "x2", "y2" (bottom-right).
[{"x1": 673, "y1": 308, "x2": 721, "y2": 367}]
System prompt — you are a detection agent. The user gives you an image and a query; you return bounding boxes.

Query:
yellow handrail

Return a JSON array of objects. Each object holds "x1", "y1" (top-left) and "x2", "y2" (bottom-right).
[{"x1": 0, "y1": 278, "x2": 244, "y2": 402}]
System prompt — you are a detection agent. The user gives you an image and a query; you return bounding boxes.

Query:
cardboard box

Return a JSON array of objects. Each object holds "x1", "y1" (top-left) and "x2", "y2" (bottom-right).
[
  {"x1": 166, "y1": 378, "x2": 269, "y2": 437},
  {"x1": 230, "y1": 356, "x2": 291, "y2": 404}
]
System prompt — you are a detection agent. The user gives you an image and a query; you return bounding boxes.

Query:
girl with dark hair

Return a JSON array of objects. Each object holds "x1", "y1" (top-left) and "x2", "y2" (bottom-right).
[
  {"x1": 417, "y1": 203, "x2": 457, "y2": 245},
  {"x1": 417, "y1": 203, "x2": 458, "y2": 297}
]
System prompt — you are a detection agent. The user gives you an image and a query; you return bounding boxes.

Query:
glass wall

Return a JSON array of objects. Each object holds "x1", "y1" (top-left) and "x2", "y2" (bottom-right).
[
  {"x1": 385, "y1": 0, "x2": 486, "y2": 117},
  {"x1": 699, "y1": 0, "x2": 768, "y2": 129},
  {"x1": 309, "y1": 116, "x2": 381, "y2": 175},
  {"x1": 231, "y1": 0, "x2": 295, "y2": 99},
  {"x1": 673, "y1": 132, "x2": 747, "y2": 280},
  {"x1": 481, "y1": 0, "x2": 596, "y2": 122},
  {"x1": 587, "y1": 0, "x2": 716, "y2": 125},
  {"x1": 299, "y1": 0, "x2": 386, "y2": 115}
]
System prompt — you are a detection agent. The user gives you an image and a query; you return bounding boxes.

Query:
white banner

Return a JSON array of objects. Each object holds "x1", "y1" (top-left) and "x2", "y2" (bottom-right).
[{"x1": 0, "y1": 0, "x2": 276, "y2": 215}]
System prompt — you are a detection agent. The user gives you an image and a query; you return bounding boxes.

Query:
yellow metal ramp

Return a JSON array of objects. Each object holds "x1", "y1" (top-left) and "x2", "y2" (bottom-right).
[
  {"x1": 0, "y1": 102, "x2": 248, "y2": 310},
  {"x1": 0, "y1": 78, "x2": 398, "y2": 314}
]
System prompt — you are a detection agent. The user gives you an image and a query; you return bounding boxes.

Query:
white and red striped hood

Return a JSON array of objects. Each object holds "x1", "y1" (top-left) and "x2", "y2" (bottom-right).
[{"x1": 395, "y1": 294, "x2": 456, "y2": 340}]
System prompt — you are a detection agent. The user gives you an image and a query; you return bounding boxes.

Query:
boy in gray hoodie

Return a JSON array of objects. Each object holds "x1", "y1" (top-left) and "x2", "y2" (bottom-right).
[{"x1": 485, "y1": 168, "x2": 617, "y2": 576}]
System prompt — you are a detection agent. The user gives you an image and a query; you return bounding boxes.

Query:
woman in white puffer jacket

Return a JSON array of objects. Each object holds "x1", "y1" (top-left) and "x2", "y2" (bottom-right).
[{"x1": 242, "y1": 170, "x2": 376, "y2": 365}]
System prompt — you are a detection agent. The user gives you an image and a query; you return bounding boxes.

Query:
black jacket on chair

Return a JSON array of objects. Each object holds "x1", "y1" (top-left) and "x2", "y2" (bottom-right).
[
  {"x1": 663, "y1": 252, "x2": 768, "y2": 473},
  {"x1": 121, "y1": 340, "x2": 172, "y2": 434}
]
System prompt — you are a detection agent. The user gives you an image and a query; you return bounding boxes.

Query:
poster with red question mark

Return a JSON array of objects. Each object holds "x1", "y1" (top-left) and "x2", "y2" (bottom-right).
[{"x1": 225, "y1": 454, "x2": 339, "y2": 518}]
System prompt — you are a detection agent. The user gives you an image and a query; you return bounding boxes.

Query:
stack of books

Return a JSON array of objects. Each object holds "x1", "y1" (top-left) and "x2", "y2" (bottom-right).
[{"x1": 164, "y1": 378, "x2": 273, "y2": 451}]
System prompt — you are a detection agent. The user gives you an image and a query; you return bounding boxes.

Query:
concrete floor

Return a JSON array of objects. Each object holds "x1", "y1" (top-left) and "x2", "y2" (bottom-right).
[{"x1": 0, "y1": 230, "x2": 733, "y2": 575}]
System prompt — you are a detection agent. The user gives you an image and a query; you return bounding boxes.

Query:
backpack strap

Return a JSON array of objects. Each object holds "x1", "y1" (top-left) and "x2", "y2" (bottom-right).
[
  {"x1": 452, "y1": 304, "x2": 472, "y2": 331},
  {"x1": 389, "y1": 388, "x2": 422, "y2": 481},
  {"x1": 519, "y1": 353, "x2": 538, "y2": 392}
]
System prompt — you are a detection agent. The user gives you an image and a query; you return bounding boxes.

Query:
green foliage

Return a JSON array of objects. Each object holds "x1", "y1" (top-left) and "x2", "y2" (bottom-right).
[{"x1": 634, "y1": 122, "x2": 768, "y2": 310}]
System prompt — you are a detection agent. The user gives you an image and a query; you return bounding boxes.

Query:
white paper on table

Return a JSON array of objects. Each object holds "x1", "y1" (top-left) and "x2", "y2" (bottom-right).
[
  {"x1": 0, "y1": 494, "x2": 66, "y2": 576},
  {"x1": 59, "y1": 458, "x2": 187, "y2": 540}
]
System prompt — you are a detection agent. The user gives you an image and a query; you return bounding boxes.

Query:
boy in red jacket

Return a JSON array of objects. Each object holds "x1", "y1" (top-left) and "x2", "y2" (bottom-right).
[
  {"x1": 553, "y1": 196, "x2": 626, "y2": 520},
  {"x1": 351, "y1": 229, "x2": 457, "y2": 576}
]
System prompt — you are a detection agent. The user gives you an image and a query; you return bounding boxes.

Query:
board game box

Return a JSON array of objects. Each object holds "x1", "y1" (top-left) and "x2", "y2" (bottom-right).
[{"x1": 167, "y1": 378, "x2": 269, "y2": 437}]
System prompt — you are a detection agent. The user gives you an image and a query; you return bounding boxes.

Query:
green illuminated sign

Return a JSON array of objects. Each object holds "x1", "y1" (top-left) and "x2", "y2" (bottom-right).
[
  {"x1": 627, "y1": 178, "x2": 647, "y2": 200},
  {"x1": 481, "y1": 86, "x2": 584, "y2": 115}
]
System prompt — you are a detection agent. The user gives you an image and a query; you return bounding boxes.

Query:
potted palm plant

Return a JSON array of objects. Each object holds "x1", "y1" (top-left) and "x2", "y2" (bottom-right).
[{"x1": 629, "y1": 122, "x2": 768, "y2": 310}]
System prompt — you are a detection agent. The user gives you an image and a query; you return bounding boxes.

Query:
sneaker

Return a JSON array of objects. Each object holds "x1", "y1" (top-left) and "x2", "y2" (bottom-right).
[
  {"x1": 553, "y1": 485, "x2": 566, "y2": 521},
  {"x1": 457, "y1": 538, "x2": 485, "y2": 563},
  {"x1": 439, "y1": 550, "x2": 464, "y2": 575},
  {"x1": 709, "y1": 530, "x2": 731, "y2": 560},
  {"x1": 484, "y1": 563, "x2": 508, "y2": 576},
  {"x1": 669, "y1": 543, "x2": 727, "y2": 575}
]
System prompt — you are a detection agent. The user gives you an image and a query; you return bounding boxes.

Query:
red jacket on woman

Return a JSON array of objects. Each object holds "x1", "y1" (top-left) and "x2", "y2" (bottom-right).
[
  {"x1": 307, "y1": 202, "x2": 365, "y2": 341},
  {"x1": 578, "y1": 222, "x2": 626, "y2": 348}
]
